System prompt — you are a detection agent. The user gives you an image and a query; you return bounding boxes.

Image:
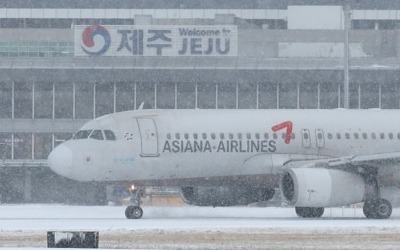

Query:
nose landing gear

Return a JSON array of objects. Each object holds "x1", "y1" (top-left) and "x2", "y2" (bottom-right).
[
  {"x1": 125, "y1": 185, "x2": 144, "y2": 219},
  {"x1": 125, "y1": 205, "x2": 143, "y2": 219}
]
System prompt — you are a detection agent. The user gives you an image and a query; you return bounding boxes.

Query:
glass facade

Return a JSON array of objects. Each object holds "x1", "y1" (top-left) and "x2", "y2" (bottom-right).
[
  {"x1": 34, "y1": 133, "x2": 52, "y2": 159},
  {"x1": 299, "y1": 82, "x2": 318, "y2": 109},
  {"x1": 14, "y1": 133, "x2": 32, "y2": 159},
  {"x1": 54, "y1": 83, "x2": 73, "y2": 119},
  {"x1": 157, "y1": 83, "x2": 175, "y2": 109},
  {"x1": 320, "y1": 82, "x2": 339, "y2": 109},
  {"x1": 218, "y1": 82, "x2": 237, "y2": 109},
  {"x1": 0, "y1": 133, "x2": 12, "y2": 160},
  {"x1": 95, "y1": 82, "x2": 114, "y2": 117},
  {"x1": 0, "y1": 41, "x2": 73, "y2": 57},
  {"x1": 75, "y1": 83, "x2": 94, "y2": 119},
  {"x1": 0, "y1": 82, "x2": 12, "y2": 118},
  {"x1": 259, "y1": 82, "x2": 277, "y2": 109},
  {"x1": 279, "y1": 83, "x2": 298, "y2": 109},
  {"x1": 4, "y1": 81, "x2": 398, "y2": 118},
  {"x1": 6, "y1": 81, "x2": 397, "y2": 117},
  {"x1": 115, "y1": 82, "x2": 135, "y2": 112},
  {"x1": 136, "y1": 82, "x2": 155, "y2": 109},
  {"x1": 360, "y1": 82, "x2": 379, "y2": 109},
  {"x1": 0, "y1": 132, "x2": 73, "y2": 160},
  {"x1": 177, "y1": 83, "x2": 196, "y2": 109},
  {"x1": 14, "y1": 82, "x2": 33, "y2": 119},
  {"x1": 381, "y1": 82, "x2": 399, "y2": 109},
  {"x1": 197, "y1": 82, "x2": 216, "y2": 109},
  {"x1": 238, "y1": 82, "x2": 257, "y2": 109},
  {"x1": 34, "y1": 82, "x2": 53, "y2": 119}
]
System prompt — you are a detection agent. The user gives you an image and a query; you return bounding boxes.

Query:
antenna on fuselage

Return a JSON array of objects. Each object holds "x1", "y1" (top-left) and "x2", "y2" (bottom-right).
[{"x1": 138, "y1": 102, "x2": 144, "y2": 110}]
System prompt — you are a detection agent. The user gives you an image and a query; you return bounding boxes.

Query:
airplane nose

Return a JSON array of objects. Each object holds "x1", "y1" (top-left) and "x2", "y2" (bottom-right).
[{"x1": 48, "y1": 144, "x2": 73, "y2": 178}]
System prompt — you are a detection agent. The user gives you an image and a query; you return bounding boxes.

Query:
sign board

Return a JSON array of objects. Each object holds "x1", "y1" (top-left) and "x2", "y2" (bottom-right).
[
  {"x1": 75, "y1": 25, "x2": 237, "y2": 57},
  {"x1": 47, "y1": 231, "x2": 99, "y2": 248}
]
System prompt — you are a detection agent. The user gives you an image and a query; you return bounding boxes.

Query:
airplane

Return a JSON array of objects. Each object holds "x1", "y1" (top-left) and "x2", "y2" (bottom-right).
[{"x1": 47, "y1": 109, "x2": 400, "y2": 219}]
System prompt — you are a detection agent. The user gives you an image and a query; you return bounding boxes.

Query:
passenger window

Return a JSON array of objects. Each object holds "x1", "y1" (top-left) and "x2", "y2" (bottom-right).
[
  {"x1": 229, "y1": 133, "x2": 234, "y2": 140},
  {"x1": 175, "y1": 133, "x2": 180, "y2": 140},
  {"x1": 167, "y1": 133, "x2": 171, "y2": 140},
  {"x1": 273, "y1": 133, "x2": 278, "y2": 139},
  {"x1": 354, "y1": 133, "x2": 359, "y2": 139},
  {"x1": 282, "y1": 133, "x2": 286, "y2": 139},
  {"x1": 327, "y1": 133, "x2": 333, "y2": 139},
  {"x1": 345, "y1": 133, "x2": 350, "y2": 139},
  {"x1": 380, "y1": 133, "x2": 385, "y2": 139},
  {"x1": 184, "y1": 133, "x2": 189, "y2": 140},
  {"x1": 238, "y1": 133, "x2": 242, "y2": 140},
  {"x1": 104, "y1": 130, "x2": 116, "y2": 140},
  {"x1": 246, "y1": 133, "x2": 251, "y2": 140},
  {"x1": 202, "y1": 133, "x2": 207, "y2": 140},
  {"x1": 389, "y1": 133, "x2": 393, "y2": 139},
  {"x1": 371, "y1": 133, "x2": 376, "y2": 139},
  {"x1": 317, "y1": 133, "x2": 323, "y2": 140},
  {"x1": 303, "y1": 133, "x2": 309, "y2": 140},
  {"x1": 73, "y1": 130, "x2": 92, "y2": 140},
  {"x1": 193, "y1": 133, "x2": 198, "y2": 140},
  {"x1": 264, "y1": 133, "x2": 269, "y2": 139},
  {"x1": 291, "y1": 133, "x2": 295, "y2": 139},
  {"x1": 211, "y1": 133, "x2": 216, "y2": 140},
  {"x1": 336, "y1": 133, "x2": 341, "y2": 139},
  {"x1": 255, "y1": 133, "x2": 260, "y2": 139},
  {"x1": 397, "y1": 133, "x2": 400, "y2": 139},
  {"x1": 362, "y1": 133, "x2": 367, "y2": 139},
  {"x1": 90, "y1": 130, "x2": 104, "y2": 140},
  {"x1": 220, "y1": 133, "x2": 225, "y2": 140}
]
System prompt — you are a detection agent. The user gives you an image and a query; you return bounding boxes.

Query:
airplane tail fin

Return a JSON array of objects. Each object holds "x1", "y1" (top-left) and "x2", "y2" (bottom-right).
[{"x1": 138, "y1": 102, "x2": 145, "y2": 110}]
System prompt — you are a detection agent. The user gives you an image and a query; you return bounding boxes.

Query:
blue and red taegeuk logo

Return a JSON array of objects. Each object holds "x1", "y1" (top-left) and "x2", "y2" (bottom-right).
[{"x1": 81, "y1": 25, "x2": 111, "y2": 55}]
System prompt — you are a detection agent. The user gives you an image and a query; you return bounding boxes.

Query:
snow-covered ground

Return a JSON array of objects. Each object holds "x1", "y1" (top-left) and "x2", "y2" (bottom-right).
[{"x1": 1, "y1": 205, "x2": 400, "y2": 249}]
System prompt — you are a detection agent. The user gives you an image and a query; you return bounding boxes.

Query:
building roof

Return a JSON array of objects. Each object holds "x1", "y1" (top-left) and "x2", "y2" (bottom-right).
[{"x1": 2, "y1": 0, "x2": 400, "y2": 10}]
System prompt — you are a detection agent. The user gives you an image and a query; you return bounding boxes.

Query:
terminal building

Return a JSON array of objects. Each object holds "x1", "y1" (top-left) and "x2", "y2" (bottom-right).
[{"x1": 1, "y1": 0, "x2": 400, "y2": 204}]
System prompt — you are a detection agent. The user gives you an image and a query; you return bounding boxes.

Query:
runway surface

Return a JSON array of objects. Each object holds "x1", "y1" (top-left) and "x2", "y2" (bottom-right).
[{"x1": 0, "y1": 205, "x2": 400, "y2": 249}]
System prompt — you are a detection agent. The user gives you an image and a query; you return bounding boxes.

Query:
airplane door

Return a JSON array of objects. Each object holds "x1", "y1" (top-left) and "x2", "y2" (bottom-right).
[
  {"x1": 301, "y1": 129, "x2": 311, "y2": 148},
  {"x1": 315, "y1": 129, "x2": 325, "y2": 148},
  {"x1": 136, "y1": 118, "x2": 159, "y2": 157}
]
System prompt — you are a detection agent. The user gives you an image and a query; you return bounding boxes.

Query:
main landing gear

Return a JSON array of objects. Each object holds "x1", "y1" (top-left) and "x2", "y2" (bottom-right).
[
  {"x1": 362, "y1": 171, "x2": 392, "y2": 219},
  {"x1": 125, "y1": 185, "x2": 144, "y2": 219},
  {"x1": 363, "y1": 198, "x2": 392, "y2": 219}
]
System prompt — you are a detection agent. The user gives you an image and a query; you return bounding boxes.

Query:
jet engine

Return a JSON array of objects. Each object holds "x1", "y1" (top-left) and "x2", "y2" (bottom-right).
[
  {"x1": 180, "y1": 186, "x2": 275, "y2": 206},
  {"x1": 280, "y1": 168, "x2": 365, "y2": 207}
]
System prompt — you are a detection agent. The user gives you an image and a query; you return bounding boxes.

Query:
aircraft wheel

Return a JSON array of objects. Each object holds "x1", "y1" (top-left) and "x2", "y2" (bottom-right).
[
  {"x1": 363, "y1": 199, "x2": 392, "y2": 219},
  {"x1": 376, "y1": 199, "x2": 392, "y2": 219},
  {"x1": 295, "y1": 207, "x2": 324, "y2": 218},
  {"x1": 363, "y1": 199, "x2": 377, "y2": 218},
  {"x1": 125, "y1": 205, "x2": 143, "y2": 219}
]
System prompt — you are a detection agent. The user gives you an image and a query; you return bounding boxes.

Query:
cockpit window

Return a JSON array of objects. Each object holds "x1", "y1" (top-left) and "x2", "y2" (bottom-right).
[
  {"x1": 90, "y1": 130, "x2": 104, "y2": 140},
  {"x1": 73, "y1": 130, "x2": 92, "y2": 140},
  {"x1": 104, "y1": 130, "x2": 116, "y2": 140}
]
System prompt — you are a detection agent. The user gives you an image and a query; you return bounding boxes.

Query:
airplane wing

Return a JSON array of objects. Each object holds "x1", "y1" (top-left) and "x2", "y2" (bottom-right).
[{"x1": 283, "y1": 152, "x2": 400, "y2": 169}]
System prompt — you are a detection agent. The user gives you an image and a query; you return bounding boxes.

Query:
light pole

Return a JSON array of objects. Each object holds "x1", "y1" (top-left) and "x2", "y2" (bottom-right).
[{"x1": 343, "y1": 1, "x2": 351, "y2": 109}]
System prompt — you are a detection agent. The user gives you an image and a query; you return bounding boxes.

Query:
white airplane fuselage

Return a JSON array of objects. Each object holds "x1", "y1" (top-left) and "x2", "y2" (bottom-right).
[{"x1": 48, "y1": 109, "x2": 400, "y2": 187}]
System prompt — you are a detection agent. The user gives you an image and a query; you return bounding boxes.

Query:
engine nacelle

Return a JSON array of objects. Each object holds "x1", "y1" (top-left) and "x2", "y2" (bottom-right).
[
  {"x1": 280, "y1": 168, "x2": 365, "y2": 207},
  {"x1": 180, "y1": 186, "x2": 275, "y2": 206}
]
